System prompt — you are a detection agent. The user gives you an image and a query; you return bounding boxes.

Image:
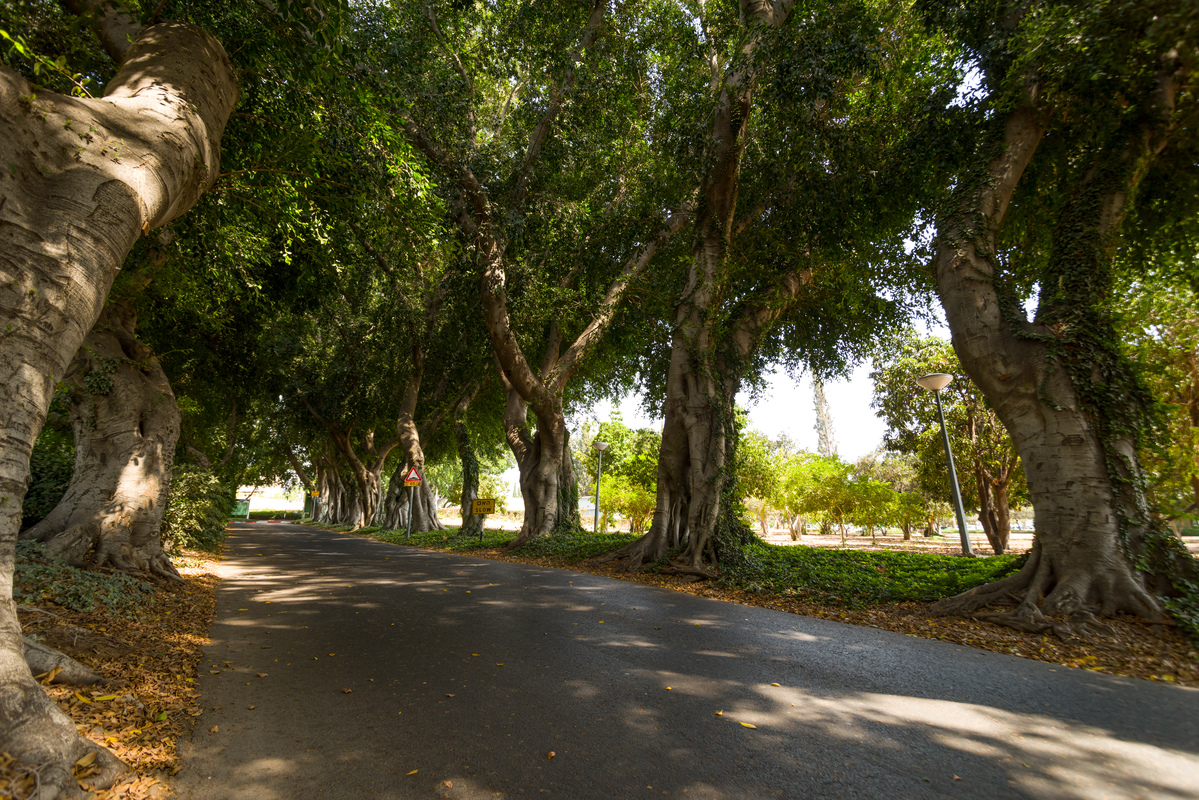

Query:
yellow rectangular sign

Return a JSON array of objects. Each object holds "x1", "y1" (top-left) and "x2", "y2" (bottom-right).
[{"x1": 471, "y1": 498, "x2": 496, "y2": 515}]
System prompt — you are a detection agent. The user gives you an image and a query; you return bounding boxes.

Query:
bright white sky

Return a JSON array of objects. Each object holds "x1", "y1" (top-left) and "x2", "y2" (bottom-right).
[
  {"x1": 584, "y1": 314, "x2": 953, "y2": 462},
  {"x1": 587, "y1": 363, "x2": 885, "y2": 462}
]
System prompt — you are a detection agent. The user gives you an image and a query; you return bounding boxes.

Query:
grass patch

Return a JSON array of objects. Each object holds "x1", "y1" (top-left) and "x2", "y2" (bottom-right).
[
  {"x1": 720, "y1": 541, "x2": 1026, "y2": 607},
  {"x1": 243, "y1": 508, "x2": 305, "y2": 520},
  {"x1": 335, "y1": 522, "x2": 1021, "y2": 607}
]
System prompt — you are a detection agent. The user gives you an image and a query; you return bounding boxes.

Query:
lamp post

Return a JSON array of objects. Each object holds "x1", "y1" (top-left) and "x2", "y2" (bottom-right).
[
  {"x1": 916, "y1": 373, "x2": 975, "y2": 557},
  {"x1": 592, "y1": 441, "x2": 609, "y2": 533}
]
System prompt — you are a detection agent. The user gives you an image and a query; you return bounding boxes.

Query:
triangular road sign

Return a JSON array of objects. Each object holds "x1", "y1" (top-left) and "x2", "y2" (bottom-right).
[{"x1": 403, "y1": 467, "x2": 421, "y2": 485}]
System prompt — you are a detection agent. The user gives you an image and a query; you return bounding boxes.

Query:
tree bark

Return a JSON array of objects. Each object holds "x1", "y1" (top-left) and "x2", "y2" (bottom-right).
[
  {"x1": 499, "y1": 371, "x2": 578, "y2": 549},
  {"x1": 378, "y1": 366, "x2": 444, "y2": 534},
  {"x1": 0, "y1": 8, "x2": 236, "y2": 793},
  {"x1": 930, "y1": 91, "x2": 1196, "y2": 635},
  {"x1": 20, "y1": 300, "x2": 181, "y2": 581},
  {"x1": 975, "y1": 470, "x2": 1011, "y2": 555}
]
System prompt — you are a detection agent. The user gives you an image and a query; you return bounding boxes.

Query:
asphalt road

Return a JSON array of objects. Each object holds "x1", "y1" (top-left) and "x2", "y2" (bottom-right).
[{"x1": 174, "y1": 523, "x2": 1199, "y2": 800}]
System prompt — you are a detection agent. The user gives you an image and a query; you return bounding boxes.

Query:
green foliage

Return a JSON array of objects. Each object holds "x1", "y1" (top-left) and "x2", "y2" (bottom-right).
[
  {"x1": 477, "y1": 472, "x2": 510, "y2": 514},
  {"x1": 871, "y1": 332, "x2": 1025, "y2": 509},
  {"x1": 246, "y1": 509, "x2": 303, "y2": 520},
  {"x1": 160, "y1": 468, "x2": 235, "y2": 553},
  {"x1": 22, "y1": 423, "x2": 74, "y2": 531},
  {"x1": 720, "y1": 541, "x2": 1026, "y2": 608},
  {"x1": 350, "y1": 523, "x2": 1024, "y2": 608},
  {"x1": 1116, "y1": 275, "x2": 1199, "y2": 521},
  {"x1": 13, "y1": 541, "x2": 154, "y2": 616},
  {"x1": 597, "y1": 474, "x2": 655, "y2": 533},
  {"x1": 573, "y1": 414, "x2": 661, "y2": 494}
]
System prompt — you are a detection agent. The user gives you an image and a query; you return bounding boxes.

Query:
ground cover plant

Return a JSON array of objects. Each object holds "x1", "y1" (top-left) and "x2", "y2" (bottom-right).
[{"x1": 313, "y1": 520, "x2": 1198, "y2": 687}]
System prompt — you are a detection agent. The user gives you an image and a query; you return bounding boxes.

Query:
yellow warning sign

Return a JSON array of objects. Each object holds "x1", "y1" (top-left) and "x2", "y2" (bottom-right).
[
  {"x1": 470, "y1": 498, "x2": 495, "y2": 515},
  {"x1": 403, "y1": 466, "x2": 421, "y2": 487}
]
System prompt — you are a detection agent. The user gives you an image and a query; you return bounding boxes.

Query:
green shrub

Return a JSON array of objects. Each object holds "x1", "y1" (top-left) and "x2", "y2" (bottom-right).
[
  {"x1": 22, "y1": 425, "x2": 75, "y2": 530},
  {"x1": 161, "y1": 468, "x2": 235, "y2": 553},
  {"x1": 718, "y1": 541, "x2": 1026, "y2": 607},
  {"x1": 247, "y1": 508, "x2": 303, "y2": 520},
  {"x1": 14, "y1": 541, "x2": 153, "y2": 616}
]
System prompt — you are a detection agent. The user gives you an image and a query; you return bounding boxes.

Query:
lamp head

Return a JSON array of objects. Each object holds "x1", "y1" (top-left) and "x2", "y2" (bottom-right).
[
  {"x1": 592, "y1": 441, "x2": 609, "y2": 451},
  {"x1": 916, "y1": 373, "x2": 953, "y2": 393}
]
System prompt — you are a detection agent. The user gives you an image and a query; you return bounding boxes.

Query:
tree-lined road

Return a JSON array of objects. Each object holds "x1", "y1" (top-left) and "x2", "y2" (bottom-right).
[{"x1": 176, "y1": 524, "x2": 1199, "y2": 799}]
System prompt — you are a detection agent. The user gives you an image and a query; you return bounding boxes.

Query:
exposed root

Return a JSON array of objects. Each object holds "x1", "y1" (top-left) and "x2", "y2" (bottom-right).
[
  {"x1": 933, "y1": 540, "x2": 1168, "y2": 641},
  {"x1": 0, "y1": 680, "x2": 128, "y2": 799},
  {"x1": 22, "y1": 639, "x2": 104, "y2": 686},
  {"x1": 503, "y1": 529, "x2": 538, "y2": 551},
  {"x1": 593, "y1": 534, "x2": 666, "y2": 572},
  {"x1": 658, "y1": 565, "x2": 715, "y2": 582}
]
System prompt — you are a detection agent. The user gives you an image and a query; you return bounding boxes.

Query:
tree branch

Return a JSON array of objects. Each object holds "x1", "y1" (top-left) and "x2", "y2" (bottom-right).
[
  {"x1": 508, "y1": 0, "x2": 608, "y2": 215},
  {"x1": 60, "y1": 0, "x2": 142, "y2": 63},
  {"x1": 425, "y1": 1, "x2": 476, "y2": 142},
  {"x1": 548, "y1": 202, "x2": 695, "y2": 392}
]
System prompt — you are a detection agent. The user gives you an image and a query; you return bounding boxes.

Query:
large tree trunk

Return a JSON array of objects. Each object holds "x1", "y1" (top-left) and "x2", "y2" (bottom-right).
[
  {"x1": 20, "y1": 300, "x2": 181, "y2": 581},
  {"x1": 500, "y1": 378, "x2": 578, "y2": 549},
  {"x1": 930, "y1": 98, "x2": 1196, "y2": 636},
  {"x1": 599, "y1": 378, "x2": 691, "y2": 569},
  {"x1": 380, "y1": 461, "x2": 443, "y2": 533},
  {"x1": 0, "y1": 10, "x2": 236, "y2": 795},
  {"x1": 378, "y1": 371, "x2": 444, "y2": 534}
]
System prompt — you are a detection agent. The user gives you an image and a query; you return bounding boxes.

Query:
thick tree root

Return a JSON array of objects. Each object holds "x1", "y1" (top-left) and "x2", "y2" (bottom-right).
[
  {"x1": 22, "y1": 639, "x2": 103, "y2": 687},
  {"x1": 0, "y1": 681, "x2": 128, "y2": 799},
  {"x1": 593, "y1": 535, "x2": 665, "y2": 572},
  {"x1": 658, "y1": 565, "x2": 715, "y2": 582},
  {"x1": 932, "y1": 541, "x2": 1167, "y2": 641}
]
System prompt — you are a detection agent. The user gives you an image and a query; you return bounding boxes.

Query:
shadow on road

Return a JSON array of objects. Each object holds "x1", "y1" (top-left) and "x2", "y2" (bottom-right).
[{"x1": 175, "y1": 523, "x2": 1199, "y2": 800}]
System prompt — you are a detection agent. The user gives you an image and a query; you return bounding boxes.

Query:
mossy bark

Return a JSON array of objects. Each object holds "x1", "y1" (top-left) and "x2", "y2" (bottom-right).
[{"x1": 20, "y1": 300, "x2": 181, "y2": 581}]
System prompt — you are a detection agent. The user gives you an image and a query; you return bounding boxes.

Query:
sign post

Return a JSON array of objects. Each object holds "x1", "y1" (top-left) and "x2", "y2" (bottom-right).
[
  {"x1": 403, "y1": 467, "x2": 422, "y2": 540},
  {"x1": 470, "y1": 498, "x2": 496, "y2": 542}
]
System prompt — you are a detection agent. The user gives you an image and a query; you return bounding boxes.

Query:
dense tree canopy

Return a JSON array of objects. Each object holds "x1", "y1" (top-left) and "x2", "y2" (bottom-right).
[{"x1": 3, "y1": 0, "x2": 1197, "y2": 792}]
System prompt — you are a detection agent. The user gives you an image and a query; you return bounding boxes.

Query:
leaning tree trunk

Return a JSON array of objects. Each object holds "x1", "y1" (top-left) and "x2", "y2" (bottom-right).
[
  {"x1": 930, "y1": 98, "x2": 1196, "y2": 637},
  {"x1": 20, "y1": 300, "x2": 181, "y2": 581},
  {"x1": 0, "y1": 12, "x2": 237, "y2": 796}
]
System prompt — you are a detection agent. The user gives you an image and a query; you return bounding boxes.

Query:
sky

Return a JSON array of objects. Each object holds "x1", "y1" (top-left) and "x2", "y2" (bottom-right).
[
  {"x1": 585, "y1": 363, "x2": 887, "y2": 462},
  {"x1": 580, "y1": 312, "x2": 954, "y2": 462}
]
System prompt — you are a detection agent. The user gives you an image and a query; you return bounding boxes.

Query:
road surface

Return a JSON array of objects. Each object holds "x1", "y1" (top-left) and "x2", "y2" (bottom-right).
[{"x1": 174, "y1": 523, "x2": 1199, "y2": 799}]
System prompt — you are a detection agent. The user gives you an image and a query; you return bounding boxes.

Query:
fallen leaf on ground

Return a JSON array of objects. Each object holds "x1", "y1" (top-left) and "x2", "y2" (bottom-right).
[
  {"x1": 208, "y1": 726, "x2": 218, "y2": 734},
  {"x1": 739, "y1": 722, "x2": 756, "y2": 729},
  {"x1": 547, "y1": 752, "x2": 555, "y2": 759},
  {"x1": 407, "y1": 769, "x2": 418, "y2": 775},
  {"x1": 342, "y1": 688, "x2": 352, "y2": 694},
  {"x1": 256, "y1": 673, "x2": 268, "y2": 677}
]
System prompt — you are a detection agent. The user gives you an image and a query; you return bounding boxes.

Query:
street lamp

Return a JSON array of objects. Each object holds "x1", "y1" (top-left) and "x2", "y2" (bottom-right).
[
  {"x1": 592, "y1": 441, "x2": 609, "y2": 533},
  {"x1": 916, "y1": 373, "x2": 975, "y2": 557}
]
